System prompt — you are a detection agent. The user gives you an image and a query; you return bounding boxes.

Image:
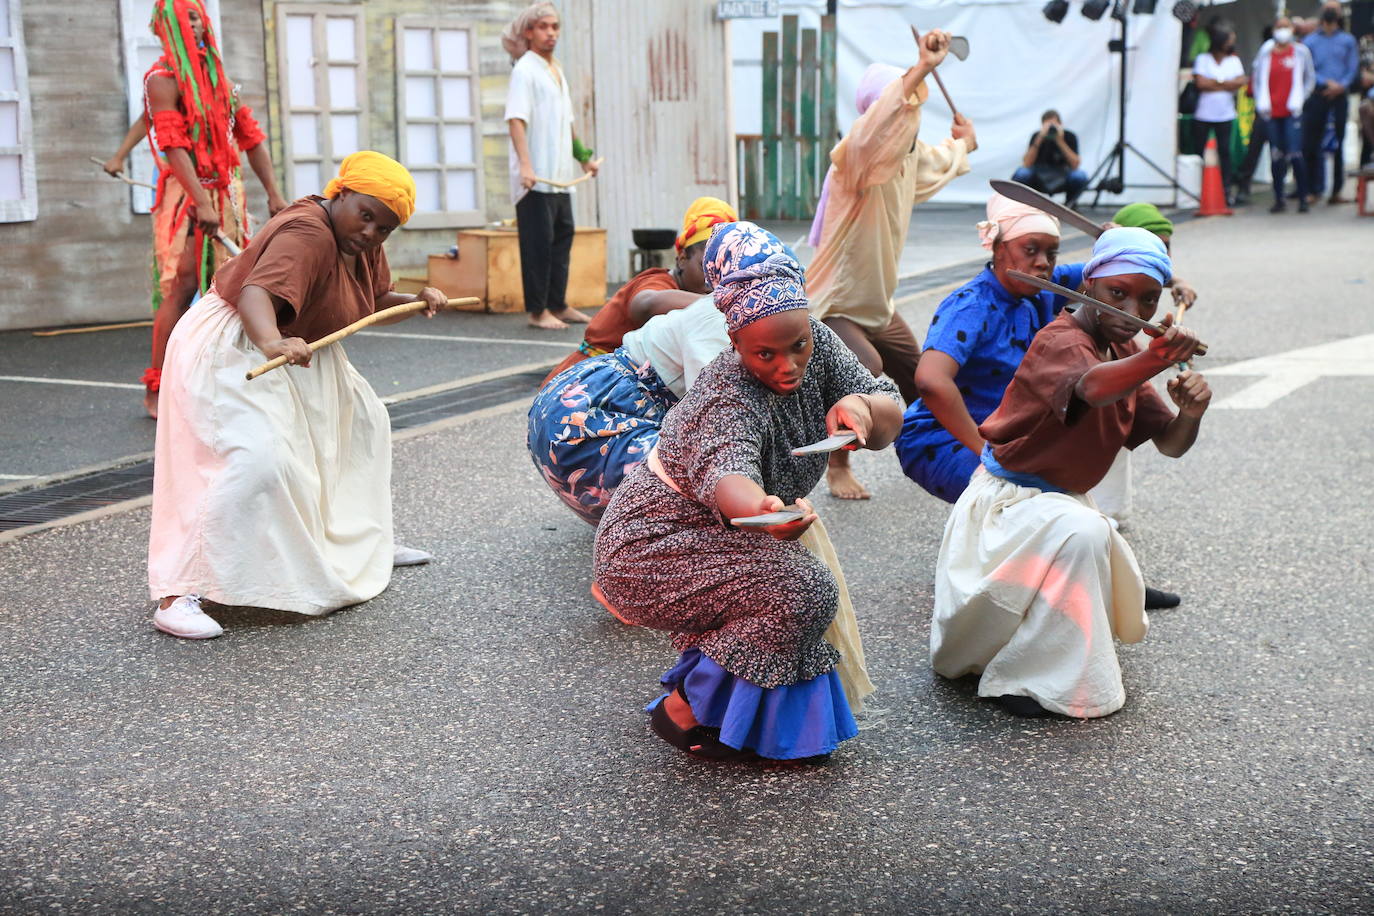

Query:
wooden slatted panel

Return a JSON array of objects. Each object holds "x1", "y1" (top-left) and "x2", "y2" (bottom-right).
[
  {"x1": 799, "y1": 28, "x2": 817, "y2": 218},
  {"x1": 778, "y1": 15, "x2": 798, "y2": 219},
  {"x1": 819, "y1": 14, "x2": 837, "y2": 187},
  {"x1": 761, "y1": 30, "x2": 778, "y2": 220}
]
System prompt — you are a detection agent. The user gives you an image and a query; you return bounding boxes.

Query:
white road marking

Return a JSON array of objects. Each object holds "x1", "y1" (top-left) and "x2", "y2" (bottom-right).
[
  {"x1": 356, "y1": 331, "x2": 573, "y2": 349},
  {"x1": 0, "y1": 474, "x2": 35, "y2": 480},
  {"x1": 1207, "y1": 333, "x2": 1374, "y2": 409},
  {"x1": 0, "y1": 375, "x2": 144, "y2": 390}
]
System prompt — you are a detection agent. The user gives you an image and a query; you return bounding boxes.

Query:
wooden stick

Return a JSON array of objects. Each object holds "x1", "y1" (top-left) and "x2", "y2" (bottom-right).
[
  {"x1": 911, "y1": 27, "x2": 959, "y2": 117},
  {"x1": 1174, "y1": 300, "x2": 1192, "y2": 371},
  {"x1": 32, "y1": 320, "x2": 155, "y2": 337},
  {"x1": 533, "y1": 158, "x2": 605, "y2": 189},
  {"x1": 245, "y1": 297, "x2": 481, "y2": 380},
  {"x1": 90, "y1": 157, "x2": 157, "y2": 191}
]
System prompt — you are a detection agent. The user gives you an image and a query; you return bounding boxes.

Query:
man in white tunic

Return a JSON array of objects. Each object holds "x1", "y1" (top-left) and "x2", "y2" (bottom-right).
[{"x1": 503, "y1": 3, "x2": 599, "y2": 330}]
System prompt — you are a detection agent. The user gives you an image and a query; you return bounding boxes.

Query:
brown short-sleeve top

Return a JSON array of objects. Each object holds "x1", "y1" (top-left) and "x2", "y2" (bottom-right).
[
  {"x1": 979, "y1": 311, "x2": 1175, "y2": 493},
  {"x1": 212, "y1": 197, "x2": 392, "y2": 342}
]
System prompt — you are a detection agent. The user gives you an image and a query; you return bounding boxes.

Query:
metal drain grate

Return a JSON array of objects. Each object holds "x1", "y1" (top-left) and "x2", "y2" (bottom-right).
[{"x1": 0, "y1": 369, "x2": 543, "y2": 533}]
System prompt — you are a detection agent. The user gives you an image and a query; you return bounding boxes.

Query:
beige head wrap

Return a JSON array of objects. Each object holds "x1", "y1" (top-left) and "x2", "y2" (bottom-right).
[{"x1": 502, "y1": 3, "x2": 559, "y2": 64}]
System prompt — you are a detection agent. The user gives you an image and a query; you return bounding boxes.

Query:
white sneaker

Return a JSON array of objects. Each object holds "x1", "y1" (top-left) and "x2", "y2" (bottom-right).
[
  {"x1": 152, "y1": 594, "x2": 224, "y2": 639},
  {"x1": 393, "y1": 545, "x2": 433, "y2": 567}
]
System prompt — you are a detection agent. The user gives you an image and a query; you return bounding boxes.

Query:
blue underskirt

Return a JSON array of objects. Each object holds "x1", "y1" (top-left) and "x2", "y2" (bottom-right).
[{"x1": 646, "y1": 649, "x2": 858, "y2": 760}]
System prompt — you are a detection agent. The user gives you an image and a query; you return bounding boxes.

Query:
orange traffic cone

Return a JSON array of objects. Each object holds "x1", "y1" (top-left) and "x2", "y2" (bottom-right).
[{"x1": 1196, "y1": 136, "x2": 1232, "y2": 216}]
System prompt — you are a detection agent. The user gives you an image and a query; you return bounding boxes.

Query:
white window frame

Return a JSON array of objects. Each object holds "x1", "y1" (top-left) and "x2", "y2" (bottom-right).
[
  {"x1": 0, "y1": 0, "x2": 37, "y2": 222},
  {"x1": 276, "y1": 3, "x2": 368, "y2": 199},
  {"x1": 394, "y1": 18, "x2": 484, "y2": 229},
  {"x1": 117, "y1": 0, "x2": 222, "y2": 214}
]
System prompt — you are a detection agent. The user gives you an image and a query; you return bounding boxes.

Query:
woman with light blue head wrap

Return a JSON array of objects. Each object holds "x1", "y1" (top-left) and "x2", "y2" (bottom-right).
[
  {"x1": 927, "y1": 224, "x2": 1212, "y2": 720},
  {"x1": 591, "y1": 220, "x2": 905, "y2": 763}
]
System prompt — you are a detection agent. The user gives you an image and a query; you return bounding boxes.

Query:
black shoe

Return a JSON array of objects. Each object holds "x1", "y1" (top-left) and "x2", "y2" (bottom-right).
[
  {"x1": 1144, "y1": 586, "x2": 1181, "y2": 609},
  {"x1": 1297, "y1": 200, "x2": 1310, "y2": 213},
  {"x1": 1269, "y1": 200, "x2": 1286, "y2": 213},
  {"x1": 648, "y1": 698, "x2": 757, "y2": 761},
  {"x1": 996, "y1": 694, "x2": 1051, "y2": 718}
]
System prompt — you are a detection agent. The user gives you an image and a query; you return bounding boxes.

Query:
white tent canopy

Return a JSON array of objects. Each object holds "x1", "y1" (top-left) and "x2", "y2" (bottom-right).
[{"x1": 731, "y1": 0, "x2": 1189, "y2": 206}]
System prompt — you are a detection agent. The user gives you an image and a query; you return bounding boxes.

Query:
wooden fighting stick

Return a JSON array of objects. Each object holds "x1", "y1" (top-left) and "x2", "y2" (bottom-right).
[
  {"x1": 91, "y1": 156, "x2": 156, "y2": 190},
  {"x1": 911, "y1": 27, "x2": 960, "y2": 117},
  {"x1": 33, "y1": 320, "x2": 155, "y2": 337},
  {"x1": 534, "y1": 157, "x2": 605, "y2": 189},
  {"x1": 245, "y1": 297, "x2": 482, "y2": 380}
]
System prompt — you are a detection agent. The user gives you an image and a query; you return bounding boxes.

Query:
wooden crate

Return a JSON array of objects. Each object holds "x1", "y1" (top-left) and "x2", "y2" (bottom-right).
[{"x1": 427, "y1": 227, "x2": 607, "y2": 314}]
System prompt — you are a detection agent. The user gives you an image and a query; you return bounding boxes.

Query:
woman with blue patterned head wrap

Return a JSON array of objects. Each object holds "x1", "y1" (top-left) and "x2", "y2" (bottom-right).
[
  {"x1": 592, "y1": 220, "x2": 904, "y2": 763},
  {"x1": 927, "y1": 224, "x2": 1211, "y2": 720}
]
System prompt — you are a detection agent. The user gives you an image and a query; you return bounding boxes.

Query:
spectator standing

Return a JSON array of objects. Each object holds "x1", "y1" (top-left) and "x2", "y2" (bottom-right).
[
  {"x1": 1302, "y1": 2, "x2": 1359, "y2": 204},
  {"x1": 1192, "y1": 23, "x2": 1247, "y2": 206},
  {"x1": 1012, "y1": 110, "x2": 1088, "y2": 208},
  {"x1": 1253, "y1": 16, "x2": 1317, "y2": 212}
]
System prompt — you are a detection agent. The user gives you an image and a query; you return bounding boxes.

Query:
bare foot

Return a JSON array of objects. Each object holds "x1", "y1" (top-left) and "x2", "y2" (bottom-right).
[
  {"x1": 550, "y1": 306, "x2": 591, "y2": 324},
  {"x1": 826, "y1": 452, "x2": 871, "y2": 500},
  {"x1": 143, "y1": 388, "x2": 159, "y2": 420},
  {"x1": 527, "y1": 311, "x2": 568, "y2": 330}
]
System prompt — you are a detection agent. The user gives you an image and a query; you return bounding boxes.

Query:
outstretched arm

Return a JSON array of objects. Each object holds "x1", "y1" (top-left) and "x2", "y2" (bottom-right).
[
  {"x1": 1075, "y1": 316, "x2": 1200, "y2": 407},
  {"x1": 627, "y1": 288, "x2": 700, "y2": 328},
  {"x1": 104, "y1": 115, "x2": 148, "y2": 176}
]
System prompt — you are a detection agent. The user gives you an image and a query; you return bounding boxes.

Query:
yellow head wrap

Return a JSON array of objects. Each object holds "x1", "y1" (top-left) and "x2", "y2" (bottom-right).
[
  {"x1": 676, "y1": 196, "x2": 738, "y2": 253},
  {"x1": 323, "y1": 151, "x2": 417, "y2": 225}
]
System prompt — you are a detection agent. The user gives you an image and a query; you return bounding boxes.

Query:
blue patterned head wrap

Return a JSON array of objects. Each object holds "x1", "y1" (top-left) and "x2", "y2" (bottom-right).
[
  {"x1": 1082, "y1": 226, "x2": 1173, "y2": 286},
  {"x1": 703, "y1": 221, "x2": 809, "y2": 333}
]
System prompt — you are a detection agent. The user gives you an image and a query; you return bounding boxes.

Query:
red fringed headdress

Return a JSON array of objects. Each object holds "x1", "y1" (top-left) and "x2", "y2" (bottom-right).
[{"x1": 146, "y1": 0, "x2": 237, "y2": 188}]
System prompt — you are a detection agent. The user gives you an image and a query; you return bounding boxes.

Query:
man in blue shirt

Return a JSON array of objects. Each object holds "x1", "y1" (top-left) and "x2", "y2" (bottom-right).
[{"x1": 1302, "y1": 2, "x2": 1360, "y2": 203}]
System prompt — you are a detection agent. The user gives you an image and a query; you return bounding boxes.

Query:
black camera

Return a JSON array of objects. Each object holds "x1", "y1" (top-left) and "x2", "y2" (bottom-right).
[{"x1": 1045, "y1": 124, "x2": 1059, "y2": 138}]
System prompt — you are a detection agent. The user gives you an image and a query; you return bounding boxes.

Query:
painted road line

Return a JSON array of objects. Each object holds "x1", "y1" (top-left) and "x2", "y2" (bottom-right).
[
  {"x1": 1208, "y1": 333, "x2": 1374, "y2": 410},
  {"x1": 0, "y1": 375, "x2": 144, "y2": 390},
  {"x1": 0, "y1": 474, "x2": 35, "y2": 480},
  {"x1": 357, "y1": 331, "x2": 573, "y2": 349}
]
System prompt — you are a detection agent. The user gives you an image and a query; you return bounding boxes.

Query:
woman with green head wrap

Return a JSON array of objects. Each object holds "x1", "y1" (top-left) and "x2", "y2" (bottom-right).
[{"x1": 1111, "y1": 203, "x2": 1197, "y2": 310}]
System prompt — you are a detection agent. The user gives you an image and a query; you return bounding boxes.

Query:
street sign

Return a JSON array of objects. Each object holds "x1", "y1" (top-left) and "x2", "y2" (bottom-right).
[{"x1": 716, "y1": 0, "x2": 779, "y2": 20}]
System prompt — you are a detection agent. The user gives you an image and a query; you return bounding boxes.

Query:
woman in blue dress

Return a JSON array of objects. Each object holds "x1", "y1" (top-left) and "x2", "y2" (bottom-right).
[{"x1": 895, "y1": 193, "x2": 1083, "y2": 503}]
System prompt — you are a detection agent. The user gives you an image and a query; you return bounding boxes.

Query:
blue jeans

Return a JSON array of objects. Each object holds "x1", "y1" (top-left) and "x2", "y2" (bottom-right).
[
  {"x1": 1266, "y1": 114, "x2": 1308, "y2": 201},
  {"x1": 1011, "y1": 166, "x2": 1089, "y2": 203}
]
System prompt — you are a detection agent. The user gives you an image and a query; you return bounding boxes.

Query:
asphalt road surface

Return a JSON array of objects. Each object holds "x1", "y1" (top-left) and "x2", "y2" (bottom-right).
[{"x1": 0, "y1": 201, "x2": 1370, "y2": 913}]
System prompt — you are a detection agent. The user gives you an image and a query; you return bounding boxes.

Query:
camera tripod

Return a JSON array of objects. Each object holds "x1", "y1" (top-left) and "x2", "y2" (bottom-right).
[{"x1": 1086, "y1": 10, "x2": 1199, "y2": 207}]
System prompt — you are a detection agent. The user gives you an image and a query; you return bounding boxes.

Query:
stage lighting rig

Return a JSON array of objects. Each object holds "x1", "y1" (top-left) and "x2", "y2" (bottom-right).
[
  {"x1": 1082, "y1": 0, "x2": 1111, "y2": 20},
  {"x1": 1042, "y1": 0, "x2": 1070, "y2": 23}
]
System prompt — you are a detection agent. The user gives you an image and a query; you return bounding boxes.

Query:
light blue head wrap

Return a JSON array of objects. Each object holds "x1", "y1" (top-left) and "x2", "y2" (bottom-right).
[
  {"x1": 703, "y1": 221, "x2": 809, "y2": 333},
  {"x1": 1082, "y1": 226, "x2": 1173, "y2": 286}
]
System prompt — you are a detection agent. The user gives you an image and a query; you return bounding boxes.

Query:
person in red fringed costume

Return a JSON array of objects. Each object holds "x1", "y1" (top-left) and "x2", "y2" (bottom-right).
[{"x1": 103, "y1": 0, "x2": 288, "y2": 417}]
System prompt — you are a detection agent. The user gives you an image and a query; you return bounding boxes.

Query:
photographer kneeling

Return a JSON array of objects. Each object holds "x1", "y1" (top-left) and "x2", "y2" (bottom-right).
[{"x1": 1012, "y1": 109, "x2": 1089, "y2": 208}]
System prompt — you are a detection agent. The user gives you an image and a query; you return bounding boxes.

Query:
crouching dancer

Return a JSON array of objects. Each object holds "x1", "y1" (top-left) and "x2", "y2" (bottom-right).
[
  {"x1": 930, "y1": 227, "x2": 1210, "y2": 718},
  {"x1": 593, "y1": 222, "x2": 902, "y2": 761},
  {"x1": 148, "y1": 152, "x2": 444, "y2": 639}
]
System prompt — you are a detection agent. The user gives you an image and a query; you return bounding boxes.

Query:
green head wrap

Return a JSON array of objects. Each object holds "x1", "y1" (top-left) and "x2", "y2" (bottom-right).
[{"x1": 1112, "y1": 202, "x2": 1173, "y2": 239}]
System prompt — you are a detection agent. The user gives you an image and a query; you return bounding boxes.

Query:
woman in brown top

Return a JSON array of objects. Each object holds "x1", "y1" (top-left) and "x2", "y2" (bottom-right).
[{"x1": 147, "y1": 152, "x2": 447, "y2": 640}]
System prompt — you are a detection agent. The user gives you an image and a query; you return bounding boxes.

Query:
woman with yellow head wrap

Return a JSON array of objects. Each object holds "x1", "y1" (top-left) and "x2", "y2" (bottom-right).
[
  {"x1": 539, "y1": 195, "x2": 736, "y2": 385},
  {"x1": 146, "y1": 153, "x2": 448, "y2": 640}
]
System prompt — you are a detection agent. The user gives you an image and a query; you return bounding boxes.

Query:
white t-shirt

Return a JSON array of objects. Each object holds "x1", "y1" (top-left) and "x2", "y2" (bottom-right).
[
  {"x1": 504, "y1": 51, "x2": 579, "y2": 203},
  {"x1": 621, "y1": 296, "x2": 729, "y2": 399},
  {"x1": 1192, "y1": 53, "x2": 1245, "y2": 123}
]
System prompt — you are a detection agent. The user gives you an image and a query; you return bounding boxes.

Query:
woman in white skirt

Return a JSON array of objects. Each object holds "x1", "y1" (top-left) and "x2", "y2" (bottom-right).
[{"x1": 147, "y1": 151, "x2": 445, "y2": 639}]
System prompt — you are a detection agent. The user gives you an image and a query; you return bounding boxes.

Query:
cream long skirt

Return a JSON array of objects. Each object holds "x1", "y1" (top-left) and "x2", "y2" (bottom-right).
[
  {"x1": 147, "y1": 293, "x2": 393, "y2": 615},
  {"x1": 930, "y1": 467, "x2": 1147, "y2": 718}
]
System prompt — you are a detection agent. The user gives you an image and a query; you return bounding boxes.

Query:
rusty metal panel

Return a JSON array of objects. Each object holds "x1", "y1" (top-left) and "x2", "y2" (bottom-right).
[{"x1": 559, "y1": 0, "x2": 734, "y2": 286}]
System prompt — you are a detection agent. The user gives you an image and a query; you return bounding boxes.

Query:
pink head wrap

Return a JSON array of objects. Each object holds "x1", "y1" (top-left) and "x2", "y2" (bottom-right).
[
  {"x1": 806, "y1": 63, "x2": 908, "y2": 247},
  {"x1": 976, "y1": 193, "x2": 1061, "y2": 250}
]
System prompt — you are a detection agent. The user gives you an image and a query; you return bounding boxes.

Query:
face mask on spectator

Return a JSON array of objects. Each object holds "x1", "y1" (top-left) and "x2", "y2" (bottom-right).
[{"x1": 1273, "y1": 27, "x2": 1293, "y2": 44}]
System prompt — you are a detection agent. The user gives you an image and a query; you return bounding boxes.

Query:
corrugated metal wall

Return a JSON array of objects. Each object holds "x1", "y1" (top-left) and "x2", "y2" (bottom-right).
[{"x1": 560, "y1": 0, "x2": 735, "y2": 286}]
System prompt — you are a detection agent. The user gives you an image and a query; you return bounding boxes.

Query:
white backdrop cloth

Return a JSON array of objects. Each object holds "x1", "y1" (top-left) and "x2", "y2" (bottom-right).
[{"x1": 732, "y1": 0, "x2": 1185, "y2": 206}]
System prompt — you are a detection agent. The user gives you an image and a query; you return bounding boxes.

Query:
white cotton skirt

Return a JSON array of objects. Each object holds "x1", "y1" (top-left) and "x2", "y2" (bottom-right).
[
  {"x1": 930, "y1": 467, "x2": 1147, "y2": 718},
  {"x1": 147, "y1": 293, "x2": 393, "y2": 615}
]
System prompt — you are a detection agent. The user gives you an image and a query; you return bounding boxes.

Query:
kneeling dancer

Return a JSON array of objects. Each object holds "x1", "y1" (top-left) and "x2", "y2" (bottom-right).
[
  {"x1": 593, "y1": 222, "x2": 902, "y2": 760},
  {"x1": 930, "y1": 228, "x2": 1210, "y2": 718},
  {"x1": 148, "y1": 151, "x2": 445, "y2": 638}
]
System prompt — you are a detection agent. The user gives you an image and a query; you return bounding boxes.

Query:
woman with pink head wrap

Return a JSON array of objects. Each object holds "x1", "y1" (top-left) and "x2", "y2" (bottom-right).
[
  {"x1": 805, "y1": 30, "x2": 978, "y2": 501},
  {"x1": 895, "y1": 190, "x2": 1085, "y2": 505}
]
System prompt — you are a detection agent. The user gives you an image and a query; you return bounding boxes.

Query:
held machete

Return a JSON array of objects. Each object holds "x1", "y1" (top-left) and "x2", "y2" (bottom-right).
[
  {"x1": 988, "y1": 179, "x2": 1106, "y2": 239},
  {"x1": 1007, "y1": 270, "x2": 1208, "y2": 358}
]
